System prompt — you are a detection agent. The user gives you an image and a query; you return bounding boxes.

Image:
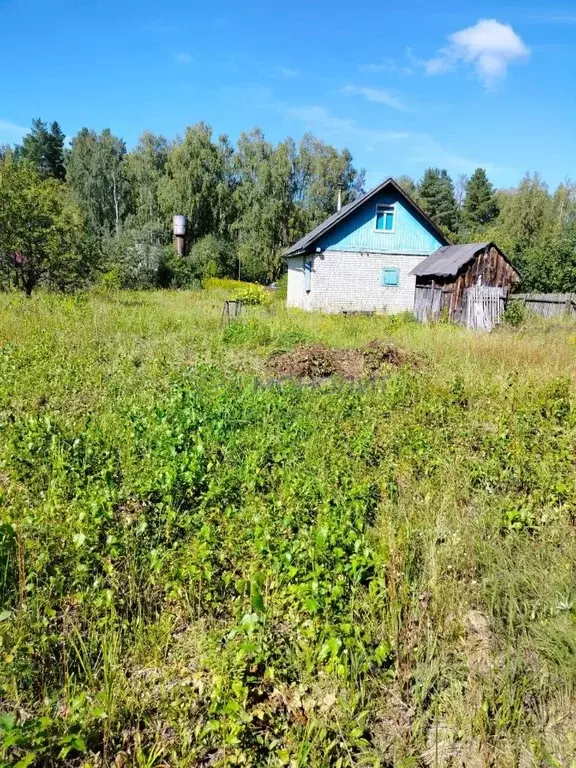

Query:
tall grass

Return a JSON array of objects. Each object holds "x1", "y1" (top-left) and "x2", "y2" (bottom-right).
[{"x1": 0, "y1": 290, "x2": 576, "y2": 766}]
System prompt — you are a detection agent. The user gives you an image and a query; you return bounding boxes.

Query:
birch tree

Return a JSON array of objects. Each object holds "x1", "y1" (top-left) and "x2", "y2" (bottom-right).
[{"x1": 66, "y1": 128, "x2": 129, "y2": 239}]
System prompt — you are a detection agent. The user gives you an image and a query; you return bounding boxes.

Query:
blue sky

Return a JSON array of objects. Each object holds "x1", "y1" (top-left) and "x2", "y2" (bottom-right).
[{"x1": 1, "y1": 0, "x2": 575, "y2": 190}]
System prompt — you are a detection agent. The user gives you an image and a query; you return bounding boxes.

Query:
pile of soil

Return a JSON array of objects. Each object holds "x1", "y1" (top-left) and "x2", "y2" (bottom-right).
[{"x1": 268, "y1": 340, "x2": 421, "y2": 381}]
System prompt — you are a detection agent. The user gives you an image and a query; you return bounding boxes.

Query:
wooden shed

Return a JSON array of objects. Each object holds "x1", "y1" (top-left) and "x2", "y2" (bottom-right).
[{"x1": 411, "y1": 241, "x2": 520, "y2": 322}]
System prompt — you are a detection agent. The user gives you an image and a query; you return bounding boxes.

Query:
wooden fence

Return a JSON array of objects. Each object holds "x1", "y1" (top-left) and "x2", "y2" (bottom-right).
[
  {"x1": 461, "y1": 286, "x2": 507, "y2": 331},
  {"x1": 415, "y1": 287, "x2": 576, "y2": 330},
  {"x1": 509, "y1": 293, "x2": 576, "y2": 318},
  {"x1": 414, "y1": 284, "x2": 506, "y2": 330},
  {"x1": 413, "y1": 285, "x2": 451, "y2": 323}
]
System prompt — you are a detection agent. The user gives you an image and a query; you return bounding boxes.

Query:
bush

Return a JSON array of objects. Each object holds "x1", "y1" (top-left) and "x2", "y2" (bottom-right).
[
  {"x1": 202, "y1": 278, "x2": 272, "y2": 306},
  {"x1": 235, "y1": 284, "x2": 272, "y2": 307},
  {"x1": 188, "y1": 234, "x2": 236, "y2": 280},
  {"x1": 503, "y1": 299, "x2": 526, "y2": 327}
]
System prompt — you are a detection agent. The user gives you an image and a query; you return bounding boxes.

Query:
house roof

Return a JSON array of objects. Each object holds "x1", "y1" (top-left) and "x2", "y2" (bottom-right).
[
  {"x1": 411, "y1": 242, "x2": 497, "y2": 278},
  {"x1": 284, "y1": 177, "x2": 450, "y2": 257}
]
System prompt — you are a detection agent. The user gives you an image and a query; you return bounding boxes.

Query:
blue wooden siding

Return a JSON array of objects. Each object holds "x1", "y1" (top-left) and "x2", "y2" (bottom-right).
[{"x1": 316, "y1": 190, "x2": 443, "y2": 255}]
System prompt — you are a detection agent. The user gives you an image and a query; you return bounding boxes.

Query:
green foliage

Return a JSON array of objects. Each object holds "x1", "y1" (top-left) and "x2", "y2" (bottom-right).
[
  {"x1": 157, "y1": 247, "x2": 200, "y2": 289},
  {"x1": 463, "y1": 167, "x2": 499, "y2": 230},
  {"x1": 274, "y1": 273, "x2": 288, "y2": 300},
  {"x1": 124, "y1": 130, "x2": 168, "y2": 236},
  {"x1": 418, "y1": 167, "x2": 460, "y2": 236},
  {"x1": 158, "y1": 123, "x2": 233, "y2": 243},
  {"x1": 0, "y1": 155, "x2": 95, "y2": 295},
  {"x1": 395, "y1": 174, "x2": 420, "y2": 202},
  {"x1": 232, "y1": 130, "x2": 296, "y2": 283},
  {"x1": 503, "y1": 299, "x2": 526, "y2": 327},
  {"x1": 202, "y1": 276, "x2": 255, "y2": 293},
  {"x1": 187, "y1": 233, "x2": 235, "y2": 280},
  {"x1": 1, "y1": 292, "x2": 576, "y2": 765},
  {"x1": 66, "y1": 128, "x2": 129, "y2": 239},
  {"x1": 17, "y1": 119, "x2": 66, "y2": 180},
  {"x1": 235, "y1": 283, "x2": 271, "y2": 306},
  {"x1": 294, "y1": 133, "x2": 365, "y2": 231},
  {"x1": 101, "y1": 228, "x2": 164, "y2": 289}
]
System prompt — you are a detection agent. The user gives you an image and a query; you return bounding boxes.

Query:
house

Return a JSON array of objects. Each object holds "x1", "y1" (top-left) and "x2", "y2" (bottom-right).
[
  {"x1": 411, "y1": 242, "x2": 520, "y2": 322},
  {"x1": 284, "y1": 177, "x2": 450, "y2": 314}
]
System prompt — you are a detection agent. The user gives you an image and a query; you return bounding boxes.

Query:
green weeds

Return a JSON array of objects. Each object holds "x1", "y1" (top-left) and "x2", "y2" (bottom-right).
[{"x1": 0, "y1": 292, "x2": 576, "y2": 766}]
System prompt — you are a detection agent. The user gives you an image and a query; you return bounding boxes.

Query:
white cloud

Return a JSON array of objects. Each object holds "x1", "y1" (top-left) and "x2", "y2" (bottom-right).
[
  {"x1": 0, "y1": 119, "x2": 27, "y2": 145},
  {"x1": 282, "y1": 104, "x2": 412, "y2": 144},
  {"x1": 343, "y1": 85, "x2": 412, "y2": 112},
  {"x1": 279, "y1": 66, "x2": 299, "y2": 78},
  {"x1": 174, "y1": 52, "x2": 192, "y2": 64},
  {"x1": 424, "y1": 19, "x2": 530, "y2": 88}
]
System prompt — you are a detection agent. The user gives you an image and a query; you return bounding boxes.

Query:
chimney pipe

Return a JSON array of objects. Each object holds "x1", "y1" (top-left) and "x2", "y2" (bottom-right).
[{"x1": 337, "y1": 183, "x2": 343, "y2": 212}]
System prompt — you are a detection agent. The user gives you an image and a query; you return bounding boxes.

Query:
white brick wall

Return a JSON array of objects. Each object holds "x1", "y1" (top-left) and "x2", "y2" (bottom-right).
[{"x1": 287, "y1": 251, "x2": 428, "y2": 314}]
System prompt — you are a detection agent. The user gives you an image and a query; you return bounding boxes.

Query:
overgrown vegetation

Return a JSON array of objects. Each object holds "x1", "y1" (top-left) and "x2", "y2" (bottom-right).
[
  {"x1": 1, "y1": 289, "x2": 576, "y2": 766},
  {"x1": 3, "y1": 118, "x2": 576, "y2": 296}
]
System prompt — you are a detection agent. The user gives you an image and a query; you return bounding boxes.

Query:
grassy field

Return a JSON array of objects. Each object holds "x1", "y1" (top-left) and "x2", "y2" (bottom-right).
[{"x1": 1, "y1": 288, "x2": 576, "y2": 767}]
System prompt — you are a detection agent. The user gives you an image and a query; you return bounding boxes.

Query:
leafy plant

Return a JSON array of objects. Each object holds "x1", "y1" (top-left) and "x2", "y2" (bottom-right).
[{"x1": 503, "y1": 299, "x2": 526, "y2": 327}]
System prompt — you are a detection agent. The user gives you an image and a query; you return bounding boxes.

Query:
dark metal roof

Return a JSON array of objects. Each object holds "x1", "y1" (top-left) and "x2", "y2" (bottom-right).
[
  {"x1": 411, "y1": 242, "x2": 493, "y2": 278},
  {"x1": 284, "y1": 177, "x2": 450, "y2": 257}
]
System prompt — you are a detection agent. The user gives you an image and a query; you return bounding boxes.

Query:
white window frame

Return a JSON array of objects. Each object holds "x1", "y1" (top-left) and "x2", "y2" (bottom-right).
[{"x1": 374, "y1": 203, "x2": 396, "y2": 234}]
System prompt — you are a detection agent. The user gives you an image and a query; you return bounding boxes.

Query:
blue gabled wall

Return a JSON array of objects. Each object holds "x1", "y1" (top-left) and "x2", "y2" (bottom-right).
[{"x1": 315, "y1": 189, "x2": 444, "y2": 255}]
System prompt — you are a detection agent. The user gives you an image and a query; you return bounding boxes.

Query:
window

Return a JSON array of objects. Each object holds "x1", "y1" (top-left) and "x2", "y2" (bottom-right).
[
  {"x1": 304, "y1": 257, "x2": 313, "y2": 292},
  {"x1": 375, "y1": 204, "x2": 395, "y2": 232},
  {"x1": 381, "y1": 267, "x2": 399, "y2": 287}
]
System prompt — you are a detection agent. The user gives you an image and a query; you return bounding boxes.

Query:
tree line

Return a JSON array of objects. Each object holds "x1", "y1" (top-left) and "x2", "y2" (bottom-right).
[
  {"x1": 1, "y1": 117, "x2": 575, "y2": 295},
  {"x1": 398, "y1": 168, "x2": 576, "y2": 292}
]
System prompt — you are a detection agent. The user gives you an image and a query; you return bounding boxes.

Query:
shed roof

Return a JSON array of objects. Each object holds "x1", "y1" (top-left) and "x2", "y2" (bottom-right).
[
  {"x1": 411, "y1": 242, "x2": 494, "y2": 278},
  {"x1": 284, "y1": 177, "x2": 450, "y2": 257}
]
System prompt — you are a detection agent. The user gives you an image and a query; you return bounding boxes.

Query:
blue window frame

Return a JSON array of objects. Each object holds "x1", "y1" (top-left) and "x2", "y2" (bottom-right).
[
  {"x1": 375, "y1": 204, "x2": 395, "y2": 232},
  {"x1": 381, "y1": 267, "x2": 399, "y2": 287},
  {"x1": 304, "y1": 257, "x2": 313, "y2": 292}
]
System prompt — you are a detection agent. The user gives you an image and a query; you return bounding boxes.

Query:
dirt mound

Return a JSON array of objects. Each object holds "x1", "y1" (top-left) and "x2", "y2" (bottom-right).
[
  {"x1": 268, "y1": 341, "x2": 420, "y2": 381},
  {"x1": 361, "y1": 340, "x2": 418, "y2": 372},
  {"x1": 268, "y1": 344, "x2": 363, "y2": 380}
]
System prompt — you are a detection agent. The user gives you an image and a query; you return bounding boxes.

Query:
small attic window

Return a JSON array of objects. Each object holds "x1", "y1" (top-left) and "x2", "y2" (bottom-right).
[{"x1": 376, "y1": 204, "x2": 395, "y2": 232}]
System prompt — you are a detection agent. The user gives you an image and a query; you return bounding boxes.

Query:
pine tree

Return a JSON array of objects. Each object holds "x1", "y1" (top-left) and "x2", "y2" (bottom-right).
[
  {"x1": 418, "y1": 168, "x2": 459, "y2": 235},
  {"x1": 19, "y1": 119, "x2": 66, "y2": 180},
  {"x1": 463, "y1": 168, "x2": 499, "y2": 230},
  {"x1": 45, "y1": 121, "x2": 66, "y2": 180}
]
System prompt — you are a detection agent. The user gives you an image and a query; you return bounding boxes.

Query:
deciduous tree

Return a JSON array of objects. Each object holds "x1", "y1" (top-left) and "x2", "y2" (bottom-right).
[
  {"x1": 0, "y1": 156, "x2": 93, "y2": 295},
  {"x1": 158, "y1": 123, "x2": 233, "y2": 243},
  {"x1": 67, "y1": 128, "x2": 129, "y2": 238}
]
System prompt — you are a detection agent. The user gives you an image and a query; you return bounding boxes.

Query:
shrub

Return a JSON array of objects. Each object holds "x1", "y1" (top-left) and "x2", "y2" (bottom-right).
[
  {"x1": 188, "y1": 234, "x2": 236, "y2": 280},
  {"x1": 202, "y1": 277, "x2": 272, "y2": 306},
  {"x1": 503, "y1": 299, "x2": 526, "y2": 327},
  {"x1": 235, "y1": 284, "x2": 272, "y2": 306}
]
